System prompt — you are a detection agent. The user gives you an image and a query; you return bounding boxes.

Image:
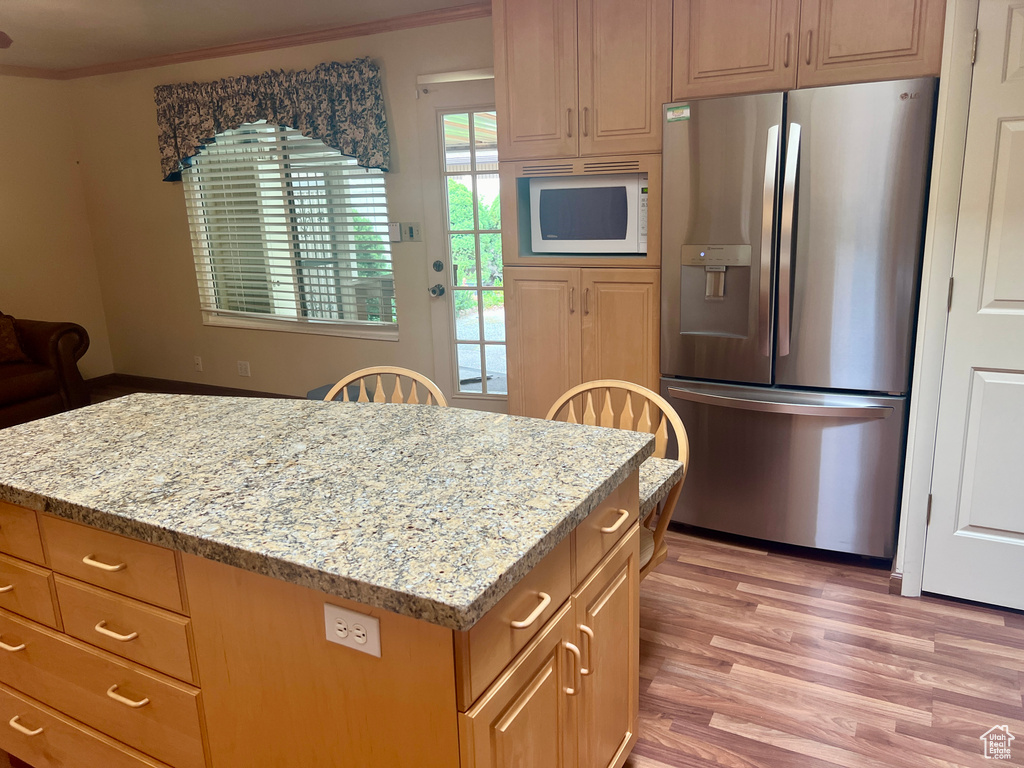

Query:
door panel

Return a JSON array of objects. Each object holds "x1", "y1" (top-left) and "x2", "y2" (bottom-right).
[
  {"x1": 581, "y1": 269, "x2": 659, "y2": 390},
  {"x1": 798, "y1": 0, "x2": 946, "y2": 88},
  {"x1": 661, "y1": 93, "x2": 783, "y2": 385},
  {"x1": 575, "y1": 527, "x2": 639, "y2": 768},
  {"x1": 672, "y1": 0, "x2": 800, "y2": 99},
  {"x1": 924, "y1": 0, "x2": 1024, "y2": 609},
  {"x1": 505, "y1": 267, "x2": 581, "y2": 418},
  {"x1": 579, "y1": 0, "x2": 671, "y2": 155},
  {"x1": 777, "y1": 79, "x2": 936, "y2": 393},
  {"x1": 493, "y1": 0, "x2": 578, "y2": 160},
  {"x1": 663, "y1": 379, "x2": 906, "y2": 557}
]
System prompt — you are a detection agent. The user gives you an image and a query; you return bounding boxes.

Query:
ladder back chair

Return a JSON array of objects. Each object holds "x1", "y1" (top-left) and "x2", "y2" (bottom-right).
[
  {"x1": 545, "y1": 380, "x2": 689, "y2": 579},
  {"x1": 324, "y1": 366, "x2": 448, "y2": 407}
]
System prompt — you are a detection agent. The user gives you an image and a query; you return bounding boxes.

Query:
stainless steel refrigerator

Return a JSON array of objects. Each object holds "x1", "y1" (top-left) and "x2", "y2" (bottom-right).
[{"x1": 660, "y1": 78, "x2": 937, "y2": 558}]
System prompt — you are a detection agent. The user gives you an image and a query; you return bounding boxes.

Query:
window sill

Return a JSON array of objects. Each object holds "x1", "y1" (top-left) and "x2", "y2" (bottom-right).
[{"x1": 202, "y1": 312, "x2": 400, "y2": 342}]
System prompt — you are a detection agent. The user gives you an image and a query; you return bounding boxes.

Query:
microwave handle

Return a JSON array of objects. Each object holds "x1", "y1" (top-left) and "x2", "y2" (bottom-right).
[{"x1": 759, "y1": 124, "x2": 780, "y2": 358}]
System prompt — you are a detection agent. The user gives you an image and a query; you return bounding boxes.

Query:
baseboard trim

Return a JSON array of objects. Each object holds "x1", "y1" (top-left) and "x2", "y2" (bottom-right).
[
  {"x1": 86, "y1": 373, "x2": 299, "y2": 400},
  {"x1": 888, "y1": 571, "x2": 904, "y2": 596}
]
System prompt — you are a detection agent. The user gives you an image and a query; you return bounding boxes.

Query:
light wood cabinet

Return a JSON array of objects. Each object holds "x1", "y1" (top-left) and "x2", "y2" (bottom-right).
[
  {"x1": 506, "y1": 266, "x2": 660, "y2": 418},
  {"x1": 672, "y1": 0, "x2": 945, "y2": 99},
  {"x1": 495, "y1": 0, "x2": 672, "y2": 160}
]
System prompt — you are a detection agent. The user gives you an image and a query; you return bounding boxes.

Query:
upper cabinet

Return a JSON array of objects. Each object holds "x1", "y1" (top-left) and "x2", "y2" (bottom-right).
[
  {"x1": 672, "y1": 0, "x2": 946, "y2": 100},
  {"x1": 494, "y1": 0, "x2": 672, "y2": 161}
]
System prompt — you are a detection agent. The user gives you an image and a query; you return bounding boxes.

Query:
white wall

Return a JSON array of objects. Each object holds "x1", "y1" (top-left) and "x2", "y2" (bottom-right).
[
  {"x1": 0, "y1": 76, "x2": 113, "y2": 378},
  {"x1": 67, "y1": 17, "x2": 492, "y2": 396}
]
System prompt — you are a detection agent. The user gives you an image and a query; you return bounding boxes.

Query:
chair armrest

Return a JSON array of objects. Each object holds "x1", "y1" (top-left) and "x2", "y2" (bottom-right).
[{"x1": 13, "y1": 319, "x2": 91, "y2": 409}]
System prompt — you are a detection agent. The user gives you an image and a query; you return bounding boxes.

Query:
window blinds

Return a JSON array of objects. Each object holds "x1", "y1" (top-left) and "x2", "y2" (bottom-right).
[{"x1": 183, "y1": 123, "x2": 395, "y2": 327}]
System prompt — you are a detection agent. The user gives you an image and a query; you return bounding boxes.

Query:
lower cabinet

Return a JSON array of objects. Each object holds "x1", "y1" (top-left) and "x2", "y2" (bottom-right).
[
  {"x1": 460, "y1": 526, "x2": 640, "y2": 768},
  {"x1": 506, "y1": 266, "x2": 660, "y2": 418}
]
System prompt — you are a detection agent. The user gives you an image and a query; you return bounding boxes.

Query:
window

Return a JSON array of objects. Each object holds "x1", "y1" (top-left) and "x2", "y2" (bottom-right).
[
  {"x1": 442, "y1": 110, "x2": 506, "y2": 395},
  {"x1": 183, "y1": 122, "x2": 396, "y2": 337}
]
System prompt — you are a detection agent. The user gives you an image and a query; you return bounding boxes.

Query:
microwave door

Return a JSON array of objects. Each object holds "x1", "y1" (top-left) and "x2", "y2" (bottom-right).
[
  {"x1": 529, "y1": 175, "x2": 641, "y2": 254},
  {"x1": 660, "y1": 92, "x2": 784, "y2": 385}
]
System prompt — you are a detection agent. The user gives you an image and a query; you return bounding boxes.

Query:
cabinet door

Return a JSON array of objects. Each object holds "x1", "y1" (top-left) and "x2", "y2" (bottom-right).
[
  {"x1": 506, "y1": 267, "x2": 582, "y2": 418},
  {"x1": 459, "y1": 603, "x2": 579, "y2": 768},
  {"x1": 494, "y1": 0, "x2": 579, "y2": 160},
  {"x1": 672, "y1": 0, "x2": 800, "y2": 100},
  {"x1": 578, "y1": 0, "x2": 672, "y2": 156},
  {"x1": 797, "y1": 0, "x2": 945, "y2": 88},
  {"x1": 580, "y1": 269, "x2": 660, "y2": 391},
  {"x1": 575, "y1": 526, "x2": 640, "y2": 768}
]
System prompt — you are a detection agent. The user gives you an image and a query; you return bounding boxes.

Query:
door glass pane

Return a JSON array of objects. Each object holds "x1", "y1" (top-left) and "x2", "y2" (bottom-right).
[
  {"x1": 482, "y1": 291, "x2": 505, "y2": 341},
  {"x1": 454, "y1": 290, "x2": 481, "y2": 341},
  {"x1": 449, "y1": 234, "x2": 477, "y2": 287},
  {"x1": 480, "y1": 234, "x2": 502, "y2": 287},
  {"x1": 474, "y1": 112, "x2": 499, "y2": 171},
  {"x1": 447, "y1": 175, "x2": 476, "y2": 232},
  {"x1": 477, "y1": 173, "x2": 500, "y2": 230},
  {"x1": 485, "y1": 344, "x2": 507, "y2": 395},
  {"x1": 444, "y1": 114, "x2": 471, "y2": 173},
  {"x1": 458, "y1": 344, "x2": 484, "y2": 392}
]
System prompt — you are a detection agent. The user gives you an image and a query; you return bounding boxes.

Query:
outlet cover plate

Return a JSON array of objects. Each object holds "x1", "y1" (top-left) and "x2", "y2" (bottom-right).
[{"x1": 324, "y1": 603, "x2": 381, "y2": 657}]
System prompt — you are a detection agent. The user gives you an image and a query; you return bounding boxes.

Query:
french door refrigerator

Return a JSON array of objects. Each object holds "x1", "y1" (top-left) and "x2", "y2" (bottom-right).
[{"x1": 660, "y1": 78, "x2": 937, "y2": 558}]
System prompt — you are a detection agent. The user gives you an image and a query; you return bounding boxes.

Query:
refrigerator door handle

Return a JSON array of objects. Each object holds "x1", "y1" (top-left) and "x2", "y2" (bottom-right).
[
  {"x1": 667, "y1": 386, "x2": 893, "y2": 419},
  {"x1": 778, "y1": 123, "x2": 801, "y2": 357},
  {"x1": 759, "y1": 124, "x2": 781, "y2": 357}
]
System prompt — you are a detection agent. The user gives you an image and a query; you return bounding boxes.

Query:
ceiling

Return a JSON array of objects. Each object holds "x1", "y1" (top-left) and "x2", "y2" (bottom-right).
[{"x1": 0, "y1": 0, "x2": 483, "y2": 74}]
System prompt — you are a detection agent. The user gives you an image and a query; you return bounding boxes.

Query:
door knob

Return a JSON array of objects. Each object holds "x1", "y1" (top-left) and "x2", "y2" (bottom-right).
[{"x1": 429, "y1": 284, "x2": 446, "y2": 297}]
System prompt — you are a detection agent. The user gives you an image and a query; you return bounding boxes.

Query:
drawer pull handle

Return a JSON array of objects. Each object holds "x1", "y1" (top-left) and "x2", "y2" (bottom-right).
[
  {"x1": 8, "y1": 716, "x2": 43, "y2": 737},
  {"x1": 95, "y1": 621, "x2": 139, "y2": 642},
  {"x1": 0, "y1": 636, "x2": 25, "y2": 652},
  {"x1": 579, "y1": 624, "x2": 595, "y2": 676},
  {"x1": 510, "y1": 591, "x2": 551, "y2": 629},
  {"x1": 0, "y1": 584, "x2": 13, "y2": 593},
  {"x1": 600, "y1": 508, "x2": 630, "y2": 534},
  {"x1": 564, "y1": 641, "x2": 582, "y2": 695},
  {"x1": 106, "y1": 685, "x2": 150, "y2": 709},
  {"x1": 83, "y1": 555, "x2": 127, "y2": 572}
]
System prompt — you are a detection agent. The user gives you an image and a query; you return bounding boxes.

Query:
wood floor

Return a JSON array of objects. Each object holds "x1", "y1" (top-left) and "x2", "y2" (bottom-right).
[{"x1": 626, "y1": 529, "x2": 1024, "y2": 768}]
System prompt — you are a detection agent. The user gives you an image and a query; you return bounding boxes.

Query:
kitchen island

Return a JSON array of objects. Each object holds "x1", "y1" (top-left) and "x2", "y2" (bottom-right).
[{"x1": 0, "y1": 394, "x2": 652, "y2": 768}]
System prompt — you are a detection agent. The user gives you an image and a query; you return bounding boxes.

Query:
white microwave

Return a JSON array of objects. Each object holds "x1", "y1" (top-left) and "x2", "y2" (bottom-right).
[{"x1": 529, "y1": 173, "x2": 648, "y2": 254}]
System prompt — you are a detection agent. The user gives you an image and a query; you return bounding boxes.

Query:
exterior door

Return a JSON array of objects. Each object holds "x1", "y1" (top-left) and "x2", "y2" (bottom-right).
[{"x1": 922, "y1": 0, "x2": 1024, "y2": 609}]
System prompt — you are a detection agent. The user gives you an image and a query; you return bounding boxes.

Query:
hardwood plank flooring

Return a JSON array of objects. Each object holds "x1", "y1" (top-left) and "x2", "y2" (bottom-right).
[{"x1": 627, "y1": 529, "x2": 1024, "y2": 768}]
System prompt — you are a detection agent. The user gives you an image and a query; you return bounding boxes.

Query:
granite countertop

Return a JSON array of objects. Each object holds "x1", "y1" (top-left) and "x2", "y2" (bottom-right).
[{"x1": 0, "y1": 394, "x2": 653, "y2": 631}]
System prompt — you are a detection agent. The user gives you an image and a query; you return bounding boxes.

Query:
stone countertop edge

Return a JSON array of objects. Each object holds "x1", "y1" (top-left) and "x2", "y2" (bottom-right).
[{"x1": 0, "y1": 443, "x2": 650, "y2": 632}]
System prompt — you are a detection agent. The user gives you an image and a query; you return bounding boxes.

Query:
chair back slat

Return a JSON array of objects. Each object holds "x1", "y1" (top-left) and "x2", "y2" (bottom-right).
[
  {"x1": 619, "y1": 394, "x2": 635, "y2": 431},
  {"x1": 654, "y1": 414, "x2": 669, "y2": 458},
  {"x1": 583, "y1": 392, "x2": 597, "y2": 426},
  {"x1": 637, "y1": 400, "x2": 654, "y2": 435},
  {"x1": 600, "y1": 389, "x2": 616, "y2": 428},
  {"x1": 324, "y1": 367, "x2": 448, "y2": 408},
  {"x1": 566, "y1": 400, "x2": 579, "y2": 424}
]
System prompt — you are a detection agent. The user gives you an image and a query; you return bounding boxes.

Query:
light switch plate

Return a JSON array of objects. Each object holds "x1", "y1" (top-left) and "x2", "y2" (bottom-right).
[{"x1": 324, "y1": 603, "x2": 381, "y2": 657}]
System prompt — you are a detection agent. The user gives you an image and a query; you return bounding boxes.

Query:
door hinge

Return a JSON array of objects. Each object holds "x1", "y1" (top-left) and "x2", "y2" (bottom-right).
[
  {"x1": 972, "y1": 28, "x2": 978, "y2": 65},
  {"x1": 926, "y1": 493, "x2": 933, "y2": 525},
  {"x1": 947, "y1": 277, "x2": 954, "y2": 312}
]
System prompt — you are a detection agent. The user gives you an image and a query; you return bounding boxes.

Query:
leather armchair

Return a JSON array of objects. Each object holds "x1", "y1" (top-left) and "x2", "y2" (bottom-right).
[{"x1": 0, "y1": 317, "x2": 90, "y2": 430}]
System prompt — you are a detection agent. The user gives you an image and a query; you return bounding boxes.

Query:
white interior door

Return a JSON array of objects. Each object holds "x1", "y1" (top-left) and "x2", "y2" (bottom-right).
[
  {"x1": 417, "y1": 77, "x2": 508, "y2": 412},
  {"x1": 922, "y1": 0, "x2": 1024, "y2": 608}
]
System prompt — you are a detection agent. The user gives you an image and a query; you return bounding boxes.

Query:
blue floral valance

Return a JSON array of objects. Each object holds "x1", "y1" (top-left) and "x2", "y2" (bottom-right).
[{"x1": 154, "y1": 58, "x2": 390, "y2": 181}]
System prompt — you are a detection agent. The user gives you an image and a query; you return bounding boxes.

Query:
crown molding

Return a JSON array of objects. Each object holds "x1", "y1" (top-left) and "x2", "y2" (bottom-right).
[{"x1": 0, "y1": 3, "x2": 491, "y2": 82}]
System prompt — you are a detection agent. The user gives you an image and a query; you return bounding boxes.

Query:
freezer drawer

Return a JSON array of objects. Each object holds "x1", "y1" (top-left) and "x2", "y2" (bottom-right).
[{"x1": 661, "y1": 379, "x2": 906, "y2": 558}]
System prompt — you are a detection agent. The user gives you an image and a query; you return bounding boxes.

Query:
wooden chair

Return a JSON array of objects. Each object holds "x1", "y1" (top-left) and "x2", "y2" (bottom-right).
[
  {"x1": 324, "y1": 366, "x2": 448, "y2": 407},
  {"x1": 545, "y1": 380, "x2": 689, "y2": 580}
]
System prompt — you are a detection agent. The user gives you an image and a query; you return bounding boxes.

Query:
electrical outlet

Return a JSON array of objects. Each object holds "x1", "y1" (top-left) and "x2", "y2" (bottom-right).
[
  {"x1": 237, "y1": 360, "x2": 251, "y2": 377},
  {"x1": 193, "y1": 356, "x2": 203, "y2": 372},
  {"x1": 324, "y1": 604, "x2": 380, "y2": 657}
]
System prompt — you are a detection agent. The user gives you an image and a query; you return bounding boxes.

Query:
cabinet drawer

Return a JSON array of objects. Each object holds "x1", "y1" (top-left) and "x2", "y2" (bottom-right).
[
  {"x1": 0, "y1": 502, "x2": 45, "y2": 566},
  {"x1": 574, "y1": 471, "x2": 639, "y2": 582},
  {"x1": 39, "y1": 516, "x2": 184, "y2": 613},
  {"x1": 0, "y1": 681, "x2": 170, "y2": 768},
  {"x1": 0, "y1": 609, "x2": 205, "y2": 768},
  {"x1": 454, "y1": 535, "x2": 572, "y2": 711},
  {"x1": 55, "y1": 576, "x2": 196, "y2": 684},
  {"x1": 0, "y1": 554, "x2": 60, "y2": 630}
]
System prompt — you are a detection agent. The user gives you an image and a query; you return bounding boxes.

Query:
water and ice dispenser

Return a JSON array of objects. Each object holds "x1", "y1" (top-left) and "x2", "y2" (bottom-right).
[{"x1": 678, "y1": 244, "x2": 751, "y2": 339}]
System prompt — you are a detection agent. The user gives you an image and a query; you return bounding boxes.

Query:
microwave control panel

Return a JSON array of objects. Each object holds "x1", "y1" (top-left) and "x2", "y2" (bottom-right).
[{"x1": 639, "y1": 174, "x2": 649, "y2": 246}]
